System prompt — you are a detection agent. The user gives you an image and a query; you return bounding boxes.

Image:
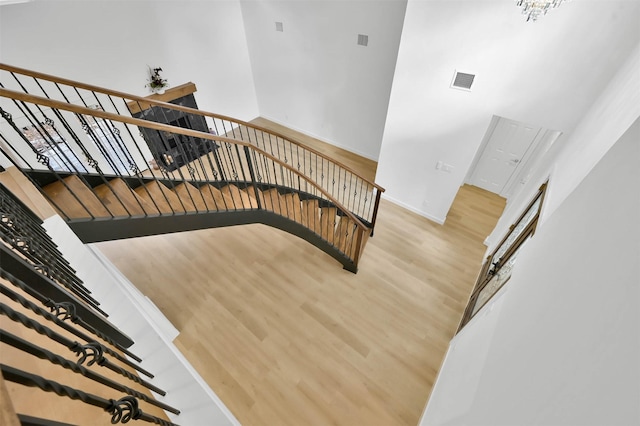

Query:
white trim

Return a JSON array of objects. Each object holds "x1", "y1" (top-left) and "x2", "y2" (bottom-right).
[
  {"x1": 86, "y1": 244, "x2": 180, "y2": 342},
  {"x1": 464, "y1": 115, "x2": 500, "y2": 183}
]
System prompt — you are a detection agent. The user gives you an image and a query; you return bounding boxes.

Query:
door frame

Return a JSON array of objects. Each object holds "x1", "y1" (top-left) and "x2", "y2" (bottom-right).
[{"x1": 465, "y1": 115, "x2": 545, "y2": 200}]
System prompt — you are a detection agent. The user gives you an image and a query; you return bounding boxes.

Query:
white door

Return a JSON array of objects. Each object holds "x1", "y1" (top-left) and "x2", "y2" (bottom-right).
[{"x1": 468, "y1": 117, "x2": 541, "y2": 195}]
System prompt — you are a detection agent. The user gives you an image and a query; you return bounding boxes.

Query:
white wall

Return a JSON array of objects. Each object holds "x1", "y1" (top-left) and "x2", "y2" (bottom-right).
[
  {"x1": 421, "y1": 115, "x2": 640, "y2": 426},
  {"x1": 376, "y1": 0, "x2": 640, "y2": 223},
  {"x1": 485, "y1": 41, "x2": 640, "y2": 250},
  {"x1": 239, "y1": 0, "x2": 407, "y2": 160},
  {"x1": 0, "y1": 0, "x2": 258, "y2": 120}
]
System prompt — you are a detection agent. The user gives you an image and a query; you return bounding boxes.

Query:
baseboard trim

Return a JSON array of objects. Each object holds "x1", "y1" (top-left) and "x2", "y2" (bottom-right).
[{"x1": 381, "y1": 194, "x2": 446, "y2": 225}]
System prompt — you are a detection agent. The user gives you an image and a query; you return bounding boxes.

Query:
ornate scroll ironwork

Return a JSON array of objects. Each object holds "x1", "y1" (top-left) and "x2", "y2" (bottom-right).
[
  {"x1": 0, "y1": 278, "x2": 149, "y2": 376},
  {"x1": 0, "y1": 302, "x2": 165, "y2": 395},
  {"x1": 1, "y1": 365, "x2": 178, "y2": 425},
  {"x1": 0, "y1": 330, "x2": 179, "y2": 414}
]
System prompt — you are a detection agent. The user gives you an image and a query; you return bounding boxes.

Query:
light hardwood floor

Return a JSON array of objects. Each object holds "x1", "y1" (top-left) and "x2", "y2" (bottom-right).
[{"x1": 96, "y1": 122, "x2": 506, "y2": 426}]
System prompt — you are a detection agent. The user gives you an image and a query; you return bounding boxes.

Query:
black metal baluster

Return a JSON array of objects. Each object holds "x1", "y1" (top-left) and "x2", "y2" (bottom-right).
[
  {"x1": 356, "y1": 178, "x2": 365, "y2": 222},
  {"x1": 0, "y1": 268, "x2": 139, "y2": 361},
  {"x1": 0, "y1": 105, "x2": 99, "y2": 220},
  {"x1": 7, "y1": 75, "x2": 87, "y2": 173},
  {"x1": 0, "y1": 365, "x2": 179, "y2": 426},
  {"x1": 0, "y1": 200, "x2": 91, "y2": 292},
  {"x1": 243, "y1": 146, "x2": 262, "y2": 210},
  {"x1": 91, "y1": 94, "x2": 139, "y2": 172},
  {"x1": 0, "y1": 330, "x2": 180, "y2": 414},
  {"x1": 0, "y1": 279, "x2": 148, "y2": 376},
  {"x1": 0, "y1": 302, "x2": 165, "y2": 395}
]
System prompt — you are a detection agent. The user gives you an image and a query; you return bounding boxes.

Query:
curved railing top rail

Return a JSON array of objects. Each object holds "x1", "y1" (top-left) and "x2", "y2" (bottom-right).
[
  {"x1": 0, "y1": 63, "x2": 385, "y2": 193},
  {"x1": 0, "y1": 87, "x2": 370, "y2": 233}
]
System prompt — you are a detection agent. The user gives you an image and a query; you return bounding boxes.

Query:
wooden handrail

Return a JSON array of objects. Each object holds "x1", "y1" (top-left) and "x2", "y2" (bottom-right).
[
  {"x1": 0, "y1": 87, "x2": 370, "y2": 235},
  {"x1": 0, "y1": 63, "x2": 385, "y2": 193}
]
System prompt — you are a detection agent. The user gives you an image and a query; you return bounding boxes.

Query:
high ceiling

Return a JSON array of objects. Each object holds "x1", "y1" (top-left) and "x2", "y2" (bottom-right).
[{"x1": 376, "y1": 0, "x2": 640, "y2": 221}]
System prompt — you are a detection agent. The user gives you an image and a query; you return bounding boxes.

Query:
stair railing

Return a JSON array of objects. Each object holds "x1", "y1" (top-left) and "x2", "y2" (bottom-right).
[
  {"x1": 0, "y1": 63, "x2": 384, "y2": 234},
  {"x1": 1, "y1": 184, "x2": 182, "y2": 424},
  {"x1": 0, "y1": 87, "x2": 369, "y2": 269}
]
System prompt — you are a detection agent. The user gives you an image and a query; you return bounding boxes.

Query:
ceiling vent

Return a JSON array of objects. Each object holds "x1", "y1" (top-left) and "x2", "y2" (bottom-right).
[
  {"x1": 451, "y1": 71, "x2": 475, "y2": 91},
  {"x1": 357, "y1": 34, "x2": 369, "y2": 47},
  {"x1": 275, "y1": 22, "x2": 284, "y2": 32}
]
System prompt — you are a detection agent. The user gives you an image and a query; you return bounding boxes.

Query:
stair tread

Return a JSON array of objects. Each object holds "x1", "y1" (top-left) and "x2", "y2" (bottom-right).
[
  {"x1": 283, "y1": 193, "x2": 305, "y2": 224},
  {"x1": 42, "y1": 175, "x2": 111, "y2": 219},
  {"x1": 173, "y1": 182, "x2": 215, "y2": 212},
  {"x1": 302, "y1": 199, "x2": 320, "y2": 233},
  {"x1": 240, "y1": 187, "x2": 259, "y2": 209},
  {"x1": 335, "y1": 215, "x2": 357, "y2": 256},
  {"x1": 93, "y1": 178, "x2": 149, "y2": 216},
  {"x1": 135, "y1": 181, "x2": 184, "y2": 214},
  {"x1": 320, "y1": 207, "x2": 338, "y2": 244},
  {"x1": 221, "y1": 184, "x2": 258, "y2": 209},
  {"x1": 201, "y1": 184, "x2": 232, "y2": 210},
  {"x1": 259, "y1": 188, "x2": 283, "y2": 214}
]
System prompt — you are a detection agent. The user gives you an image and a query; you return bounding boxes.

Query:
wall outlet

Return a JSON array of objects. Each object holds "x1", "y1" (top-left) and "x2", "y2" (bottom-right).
[{"x1": 442, "y1": 163, "x2": 454, "y2": 173}]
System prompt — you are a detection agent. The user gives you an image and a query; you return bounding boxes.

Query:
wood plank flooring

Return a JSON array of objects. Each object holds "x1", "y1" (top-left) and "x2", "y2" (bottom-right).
[{"x1": 95, "y1": 122, "x2": 506, "y2": 426}]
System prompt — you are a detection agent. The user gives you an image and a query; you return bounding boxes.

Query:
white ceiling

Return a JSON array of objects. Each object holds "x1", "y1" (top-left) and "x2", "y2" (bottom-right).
[{"x1": 394, "y1": 0, "x2": 639, "y2": 135}]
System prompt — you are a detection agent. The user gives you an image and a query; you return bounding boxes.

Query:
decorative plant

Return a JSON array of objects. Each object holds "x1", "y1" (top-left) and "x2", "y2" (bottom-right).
[{"x1": 146, "y1": 67, "x2": 168, "y2": 92}]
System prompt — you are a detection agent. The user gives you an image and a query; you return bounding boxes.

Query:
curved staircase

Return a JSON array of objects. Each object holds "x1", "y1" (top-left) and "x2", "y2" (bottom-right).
[{"x1": 0, "y1": 64, "x2": 383, "y2": 272}]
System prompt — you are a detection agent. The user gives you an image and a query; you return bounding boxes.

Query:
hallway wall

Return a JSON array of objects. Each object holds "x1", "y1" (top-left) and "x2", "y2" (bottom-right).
[
  {"x1": 422, "y1": 115, "x2": 640, "y2": 426},
  {"x1": 239, "y1": 0, "x2": 406, "y2": 160}
]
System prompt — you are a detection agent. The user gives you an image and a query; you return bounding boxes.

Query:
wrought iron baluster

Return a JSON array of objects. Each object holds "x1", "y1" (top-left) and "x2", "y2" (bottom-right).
[
  {"x1": 0, "y1": 330, "x2": 179, "y2": 414},
  {"x1": 0, "y1": 186, "x2": 105, "y2": 312},
  {"x1": 0, "y1": 268, "x2": 140, "y2": 362},
  {"x1": 0, "y1": 106, "x2": 97, "y2": 220},
  {"x1": 7, "y1": 73, "x2": 87, "y2": 173},
  {"x1": 0, "y1": 279, "x2": 150, "y2": 377},
  {"x1": 0, "y1": 302, "x2": 165, "y2": 395},
  {"x1": 231, "y1": 144, "x2": 250, "y2": 208},
  {"x1": 243, "y1": 147, "x2": 262, "y2": 210},
  {"x1": 0, "y1": 365, "x2": 178, "y2": 426}
]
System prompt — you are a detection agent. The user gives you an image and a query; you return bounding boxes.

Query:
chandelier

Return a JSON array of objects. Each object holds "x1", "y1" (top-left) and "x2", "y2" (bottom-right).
[{"x1": 516, "y1": 0, "x2": 567, "y2": 22}]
